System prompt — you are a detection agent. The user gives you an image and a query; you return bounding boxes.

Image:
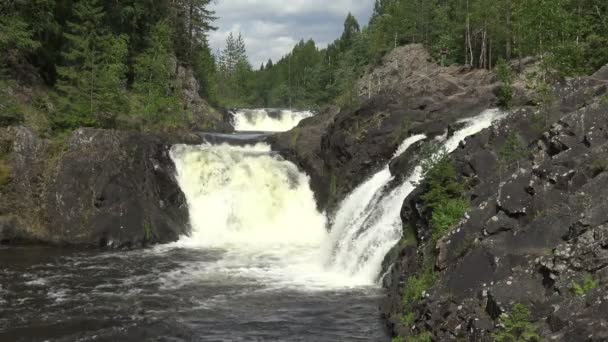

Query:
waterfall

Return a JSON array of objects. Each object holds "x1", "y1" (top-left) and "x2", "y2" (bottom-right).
[
  {"x1": 231, "y1": 109, "x2": 314, "y2": 132},
  {"x1": 326, "y1": 109, "x2": 505, "y2": 284},
  {"x1": 169, "y1": 108, "x2": 504, "y2": 289}
]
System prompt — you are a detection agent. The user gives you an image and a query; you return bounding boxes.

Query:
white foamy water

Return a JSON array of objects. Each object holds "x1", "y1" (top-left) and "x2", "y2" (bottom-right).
[
  {"x1": 326, "y1": 109, "x2": 505, "y2": 284},
  {"x1": 231, "y1": 109, "x2": 314, "y2": 132},
  {"x1": 169, "y1": 143, "x2": 362, "y2": 289},
  {"x1": 168, "y1": 109, "x2": 504, "y2": 290}
]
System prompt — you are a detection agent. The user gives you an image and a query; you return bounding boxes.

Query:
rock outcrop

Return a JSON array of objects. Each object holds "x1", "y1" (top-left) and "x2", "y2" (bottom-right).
[
  {"x1": 0, "y1": 127, "x2": 192, "y2": 248},
  {"x1": 272, "y1": 44, "x2": 503, "y2": 211},
  {"x1": 382, "y1": 74, "x2": 608, "y2": 340}
]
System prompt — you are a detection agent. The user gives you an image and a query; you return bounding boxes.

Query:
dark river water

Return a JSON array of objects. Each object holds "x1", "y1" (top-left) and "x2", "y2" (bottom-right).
[{"x1": 0, "y1": 246, "x2": 390, "y2": 342}]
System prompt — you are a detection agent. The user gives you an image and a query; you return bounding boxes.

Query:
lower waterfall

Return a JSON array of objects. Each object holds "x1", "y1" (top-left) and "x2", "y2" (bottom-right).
[{"x1": 170, "y1": 109, "x2": 504, "y2": 288}]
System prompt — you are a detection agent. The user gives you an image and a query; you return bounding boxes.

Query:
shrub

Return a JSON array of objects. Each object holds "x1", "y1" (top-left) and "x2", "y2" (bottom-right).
[
  {"x1": 420, "y1": 154, "x2": 469, "y2": 240},
  {"x1": 571, "y1": 274, "x2": 599, "y2": 296},
  {"x1": 497, "y1": 59, "x2": 514, "y2": 108},
  {"x1": 498, "y1": 132, "x2": 527, "y2": 173},
  {"x1": 401, "y1": 312, "x2": 415, "y2": 327},
  {"x1": 493, "y1": 304, "x2": 540, "y2": 342},
  {"x1": 430, "y1": 198, "x2": 469, "y2": 241},
  {"x1": 403, "y1": 266, "x2": 436, "y2": 306},
  {"x1": 410, "y1": 331, "x2": 433, "y2": 342}
]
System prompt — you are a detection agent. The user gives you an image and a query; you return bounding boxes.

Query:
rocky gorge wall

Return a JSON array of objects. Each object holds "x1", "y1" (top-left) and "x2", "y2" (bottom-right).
[{"x1": 0, "y1": 127, "x2": 199, "y2": 248}]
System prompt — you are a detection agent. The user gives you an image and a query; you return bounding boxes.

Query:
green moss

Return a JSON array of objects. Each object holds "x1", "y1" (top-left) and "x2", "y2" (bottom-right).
[
  {"x1": 401, "y1": 224, "x2": 417, "y2": 247},
  {"x1": 0, "y1": 156, "x2": 11, "y2": 189},
  {"x1": 291, "y1": 127, "x2": 301, "y2": 148},
  {"x1": 403, "y1": 266, "x2": 436, "y2": 306},
  {"x1": 571, "y1": 274, "x2": 599, "y2": 296},
  {"x1": 591, "y1": 159, "x2": 608, "y2": 176},
  {"x1": 493, "y1": 304, "x2": 540, "y2": 342}
]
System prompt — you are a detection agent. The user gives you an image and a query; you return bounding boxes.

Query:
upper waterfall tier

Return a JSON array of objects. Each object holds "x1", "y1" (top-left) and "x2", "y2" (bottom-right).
[{"x1": 231, "y1": 109, "x2": 314, "y2": 132}]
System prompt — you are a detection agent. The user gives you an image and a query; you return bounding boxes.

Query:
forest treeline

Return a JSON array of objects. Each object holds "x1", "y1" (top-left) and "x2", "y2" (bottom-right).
[
  {"x1": 217, "y1": 0, "x2": 608, "y2": 109},
  {"x1": 2, "y1": 0, "x2": 608, "y2": 131},
  {"x1": 0, "y1": 0, "x2": 217, "y2": 132}
]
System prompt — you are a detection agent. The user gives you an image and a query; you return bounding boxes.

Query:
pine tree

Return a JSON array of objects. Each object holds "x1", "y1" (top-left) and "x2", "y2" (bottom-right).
[
  {"x1": 132, "y1": 20, "x2": 181, "y2": 126},
  {"x1": 54, "y1": 0, "x2": 128, "y2": 129}
]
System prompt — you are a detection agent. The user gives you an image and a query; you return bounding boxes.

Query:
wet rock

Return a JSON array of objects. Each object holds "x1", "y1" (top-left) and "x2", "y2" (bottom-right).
[{"x1": 0, "y1": 127, "x2": 189, "y2": 248}]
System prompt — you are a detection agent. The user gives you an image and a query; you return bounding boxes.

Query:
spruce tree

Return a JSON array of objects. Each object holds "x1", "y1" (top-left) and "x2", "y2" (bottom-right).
[
  {"x1": 55, "y1": 0, "x2": 127, "y2": 129},
  {"x1": 132, "y1": 20, "x2": 180, "y2": 126}
]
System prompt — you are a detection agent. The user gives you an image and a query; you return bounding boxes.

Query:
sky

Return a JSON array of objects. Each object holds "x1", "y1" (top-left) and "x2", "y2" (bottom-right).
[{"x1": 208, "y1": 0, "x2": 376, "y2": 67}]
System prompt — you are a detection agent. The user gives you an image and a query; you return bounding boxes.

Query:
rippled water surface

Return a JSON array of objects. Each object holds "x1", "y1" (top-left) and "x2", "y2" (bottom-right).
[{"x1": 0, "y1": 246, "x2": 389, "y2": 342}]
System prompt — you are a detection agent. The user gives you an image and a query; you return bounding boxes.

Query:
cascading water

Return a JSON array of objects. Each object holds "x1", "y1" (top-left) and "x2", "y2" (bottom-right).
[
  {"x1": 326, "y1": 109, "x2": 506, "y2": 284},
  {"x1": 231, "y1": 109, "x2": 314, "y2": 132},
  {"x1": 169, "y1": 142, "x2": 360, "y2": 288},
  {"x1": 0, "y1": 108, "x2": 505, "y2": 341},
  {"x1": 170, "y1": 108, "x2": 505, "y2": 288}
]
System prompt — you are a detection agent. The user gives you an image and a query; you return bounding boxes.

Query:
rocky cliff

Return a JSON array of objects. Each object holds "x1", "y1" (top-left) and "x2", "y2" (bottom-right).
[
  {"x1": 272, "y1": 44, "x2": 608, "y2": 340},
  {"x1": 381, "y1": 71, "x2": 608, "y2": 341},
  {"x1": 0, "y1": 127, "x2": 195, "y2": 248},
  {"x1": 270, "y1": 44, "x2": 503, "y2": 211}
]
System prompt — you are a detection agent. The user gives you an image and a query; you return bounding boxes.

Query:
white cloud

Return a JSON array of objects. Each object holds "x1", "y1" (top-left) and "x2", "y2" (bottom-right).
[{"x1": 209, "y1": 0, "x2": 375, "y2": 66}]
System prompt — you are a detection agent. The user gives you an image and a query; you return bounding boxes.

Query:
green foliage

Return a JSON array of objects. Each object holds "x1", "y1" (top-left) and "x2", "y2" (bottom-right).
[
  {"x1": 0, "y1": 81, "x2": 24, "y2": 127},
  {"x1": 409, "y1": 331, "x2": 433, "y2": 342},
  {"x1": 391, "y1": 337, "x2": 405, "y2": 342},
  {"x1": 498, "y1": 132, "x2": 527, "y2": 173},
  {"x1": 1, "y1": 0, "x2": 217, "y2": 133},
  {"x1": 131, "y1": 20, "x2": 182, "y2": 127},
  {"x1": 401, "y1": 312, "x2": 415, "y2": 327},
  {"x1": 403, "y1": 266, "x2": 436, "y2": 306},
  {"x1": 497, "y1": 59, "x2": 514, "y2": 108},
  {"x1": 54, "y1": 0, "x2": 128, "y2": 130},
  {"x1": 429, "y1": 198, "x2": 469, "y2": 241},
  {"x1": 571, "y1": 274, "x2": 599, "y2": 296},
  {"x1": 493, "y1": 304, "x2": 541, "y2": 342},
  {"x1": 420, "y1": 152, "x2": 469, "y2": 240},
  {"x1": 401, "y1": 224, "x2": 417, "y2": 247},
  {"x1": 291, "y1": 127, "x2": 301, "y2": 148}
]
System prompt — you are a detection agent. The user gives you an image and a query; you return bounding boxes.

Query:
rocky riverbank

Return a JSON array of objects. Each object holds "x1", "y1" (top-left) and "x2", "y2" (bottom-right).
[{"x1": 0, "y1": 127, "x2": 202, "y2": 248}]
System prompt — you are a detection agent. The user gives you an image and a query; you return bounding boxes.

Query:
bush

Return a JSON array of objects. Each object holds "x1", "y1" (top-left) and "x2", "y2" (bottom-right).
[
  {"x1": 571, "y1": 274, "x2": 599, "y2": 296},
  {"x1": 493, "y1": 304, "x2": 540, "y2": 342},
  {"x1": 430, "y1": 198, "x2": 469, "y2": 241},
  {"x1": 497, "y1": 59, "x2": 514, "y2": 108},
  {"x1": 401, "y1": 312, "x2": 415, "y2": 327},
  {"x1": 420, "y1": 154, "x2": 469, "y2": 240},
  {"x1": 498, "y1": 132, "x2": 527, "y2": 174},
  {"x1": 403, "y1": 266, "x2": 436, "y2": 306}
]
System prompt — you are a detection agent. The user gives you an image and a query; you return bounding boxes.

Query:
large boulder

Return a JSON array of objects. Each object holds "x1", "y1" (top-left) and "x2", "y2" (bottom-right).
[{"x1": 0, "y1": 127, "x2": 190, "y2": 248}]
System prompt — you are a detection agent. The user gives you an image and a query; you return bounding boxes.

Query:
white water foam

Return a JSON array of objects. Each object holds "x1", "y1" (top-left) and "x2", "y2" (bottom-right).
[
  {"x1": 326, "y1": 109, "x2": 506, "y2": 284},
  {"x1": 168, "y1": 109, "x2": 504, "y2": 290},
  {"x1": 231, "y1": 109, "x2": 314, "y2": 132},
  {"x1": 169, "y1": 143, "x2": 362, "y2": 289}
]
